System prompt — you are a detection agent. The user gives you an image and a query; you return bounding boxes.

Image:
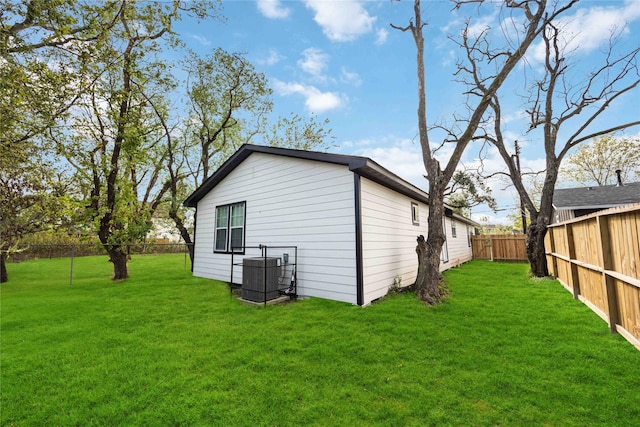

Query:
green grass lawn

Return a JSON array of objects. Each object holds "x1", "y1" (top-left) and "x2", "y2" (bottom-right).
[{"x1": 2, "y1": 256, "x2": 639, "y2": 426}]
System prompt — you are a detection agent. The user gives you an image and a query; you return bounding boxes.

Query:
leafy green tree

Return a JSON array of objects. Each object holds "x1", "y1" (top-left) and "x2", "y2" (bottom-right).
[
  {"x1": 1, "y1": 0, "x2": 122, "y2": 147},
  {"x1": 1, "y1": 1, "x2": 124, "y2": 281},
  {"x1": 156, "y1": 49, "x2": 273, "y2": 265},
  {"x1": 446, "y1": 170, "x2": 497, "y2": 218},
  {"x1": 164, "y1": 51, "x2": 334, "y2": 265},
  {"x1": 51, "y1": 1, "x2": 216, "y2": 280},
  {"x1": 0, "y1": 144, "x2": 70, "y2": 282},
  {"x1": 264, "y1": 113, "x2": 335, "y2": 151},
  {"x1": 560, "y1": 135, "x2": 640, "y2": 186},
  {"x1": 182, "y1": 49, "x2": 274, "y2": 181}
]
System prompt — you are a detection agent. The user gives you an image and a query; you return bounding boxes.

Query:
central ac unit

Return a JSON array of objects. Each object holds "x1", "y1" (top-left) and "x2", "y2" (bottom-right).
[{"x1": 242, "y1": 257, "x2": 281, "y2": 302}]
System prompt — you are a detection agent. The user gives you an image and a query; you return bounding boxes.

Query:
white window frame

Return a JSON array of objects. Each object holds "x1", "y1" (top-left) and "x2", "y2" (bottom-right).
[
  {"x1": 411, "y1": 202, "x2": 420, "y2": 226},
  {"x1": 441, "y1": 218, "x2": 449, "y2": 263},
  {"x1": 214, "y1": 201, "x2": 246, "y2": 254},
  {"x1": 451, "y1": 219, "x2": 457, "y2": 238}
]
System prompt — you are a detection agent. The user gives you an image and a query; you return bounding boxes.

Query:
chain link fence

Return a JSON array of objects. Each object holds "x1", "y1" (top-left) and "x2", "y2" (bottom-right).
[
  {"x1": 3, "y1": 243, "x2": 193, "y2": 286},
  {"x1": 7, "y1": 242, "x2": 190, "y2": 263}
]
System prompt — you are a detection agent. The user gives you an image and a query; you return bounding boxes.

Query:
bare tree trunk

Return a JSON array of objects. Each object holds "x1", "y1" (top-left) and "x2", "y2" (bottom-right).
[
  {"x1": 415, "y1": 192, "x2": 447, "y2": 303},
  {"x1": 527, "y1": 221, "x2": 549, "y2": 277},
  {"x1": 394, "y1": 0, "x2": 552, "y2": 303},
  {"x1": 415, "y1": 236, "x2": 443, "y2": 302},
  {"x1": 108, "y1": 246, "x2": 129, "y2": 280},
  {"x1": 526, "y1": 174, "x2": 556, "y2": 277},
  {"x1": 1, "y1": 252, "x2": 7, "y2": 283}
]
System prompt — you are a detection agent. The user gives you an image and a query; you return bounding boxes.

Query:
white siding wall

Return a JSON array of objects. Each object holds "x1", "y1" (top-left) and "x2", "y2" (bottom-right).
[
  {"x1": 360, "y1": 178, "x2": 428, "y2": 304},
  {"x1": 360, "y1": 178, "x2": 474, "y2": 304},
  {"x1": 193, "y1": 153, "x2": 358, "y2": 304},
  {"x1": 553, "y1": 208, "x2": 575, "y2": 224},
  {"x1": 441, "y1": 217, "x2": 474, "y2": 270}
]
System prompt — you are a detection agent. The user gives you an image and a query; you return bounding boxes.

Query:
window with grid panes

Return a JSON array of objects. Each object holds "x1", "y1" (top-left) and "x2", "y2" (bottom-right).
[{"x1": 214, "y1": 202, "x2": 245, "y2": 253}]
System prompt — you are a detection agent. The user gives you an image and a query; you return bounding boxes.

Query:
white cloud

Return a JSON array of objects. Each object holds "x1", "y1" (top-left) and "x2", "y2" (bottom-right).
[
  {"x1": 340, "y1": 67, "x2": 361, "y2": 87},
  {"x1": 531, "y1": 0, "x2": 640, "y2": 62},
  {"x1": 272, "y1": 79, "x2": 345, "y2": 113},
  {"x1": 258, "y1": 49, "x2": 285, "y2": 66},
  {"x1": 297, "y1": 48, "x2": 329, "y2": 81},
  {"x1": 257, "y1": 0, "x2": 291, "y2": 19},
  {"x1": 354, "y1": 138, "x2": 428, "y2": 191},
  {"x1": 465, "y1": 13, "x2": 496, "y2": 39},
  {"x1": 305, "y1": 0, "x2": 376, "y2": 42},
  {"x1": 375, "y1": 28, "x2": 388, "y2": 45},
  {"x1": 352, "y1": 137, "x2": 543, "y2": 224},
  {"x1": 440, "y1": 10, "x2": 496, "y2": 39},
  {"x1": 190, "y1": 34, "x2": 211, "y2": 46}
]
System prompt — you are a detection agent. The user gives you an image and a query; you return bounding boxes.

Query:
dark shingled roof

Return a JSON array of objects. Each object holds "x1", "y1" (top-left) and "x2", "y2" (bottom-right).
[{"x1": 553, "y1": 182, "x2": 640, "y2": 210}]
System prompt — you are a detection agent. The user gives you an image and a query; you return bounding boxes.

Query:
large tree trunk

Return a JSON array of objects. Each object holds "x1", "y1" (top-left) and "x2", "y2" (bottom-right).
[
  {"x1": 415, "y1": 188, "x2": 447, "y2": 304},
  {"x1": 1, "y1": 252, "x2": 7, "y2": 283},
  {"x1": 108, "y1": 246, "x2": 129, "y2": 280},
  {"x1": 415, "y1": 236, "x2": 444, "y2": 304},
  {"x1": 526, "y1": 220, "x2": 549, "y2": 277},
  {"x1": 526, "y1": 187, "x2": 556, "y2": 278},
  {"x1": 526, "y1": 160, "x2": 558, "y2": 277}
]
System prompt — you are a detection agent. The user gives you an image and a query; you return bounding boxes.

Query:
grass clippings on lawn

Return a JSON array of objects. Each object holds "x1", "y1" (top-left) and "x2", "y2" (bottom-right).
[{"x1": 2, "y1": 256, "x2": 639, "y2": 426}]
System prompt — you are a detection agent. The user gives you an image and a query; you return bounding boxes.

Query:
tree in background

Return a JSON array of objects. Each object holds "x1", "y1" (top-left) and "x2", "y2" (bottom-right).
[
  {"x1": 0, "y1": 0, "x2": 124, "y2": 282},
  {"x1": 158, "y1": 51, "x2": 334, "y2": 266},
  {"x1": 51, "y1": 1, "x2": 215, "y2": 280},
  {"x1": 483, "y1": 19, "x2": 640, "y2": 276},
  {"x1": 560, "y1": 135, "x2": 640, "y2": 186},
  {"x1": 264, "y1": 112, "x2": 335, "y2": 151},
  {"x1": 0, "y1": 147, "x2": 51, "y2": 282},
  {"x1": 0, "y1": 0, "x2": 122, "y2": 148},
  {"x1": 392, "y1": 0, "x2": 571, "y2": 303},
  {"x1": 2, "y1": 1, "x2": 333, "y2": 279},
  {"x1": 446, "y1": 170, "x2": 497, "y2": 218},
  {"x1": 182, "y1": 49, "x2": 273, "y2": 182}
]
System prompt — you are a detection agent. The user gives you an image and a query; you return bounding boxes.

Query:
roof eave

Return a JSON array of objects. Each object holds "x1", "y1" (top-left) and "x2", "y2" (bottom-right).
[
  {"x1": 183, "y1": 144, "x2": 368, "y2": 207},
  {"x1": 553, "y1": 203, "x2": 627, "y2": 211},
  {"x1": 183, "y1": 144, "x2": 484, "y2": 228},
  {"x1": 183, "y1": 145, "x2": 253, "y2": 207}
]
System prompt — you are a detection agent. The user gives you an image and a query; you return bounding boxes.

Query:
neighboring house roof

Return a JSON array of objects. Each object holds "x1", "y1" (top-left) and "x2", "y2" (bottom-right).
[
  {"x1": 553, "y1": 182, "x2": 640, "y2": 210},
  {"x1": 184, "y1": 144, "x2": 479, "y2": 227}
]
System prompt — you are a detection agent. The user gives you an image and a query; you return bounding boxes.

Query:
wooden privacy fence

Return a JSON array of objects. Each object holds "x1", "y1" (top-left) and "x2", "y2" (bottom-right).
[
  {"x1": 545, "y1": 203, "x2": 640, "y2": 351},
  {"x1": 471, "y1": 234, "x2": 527, "y2": 262}
]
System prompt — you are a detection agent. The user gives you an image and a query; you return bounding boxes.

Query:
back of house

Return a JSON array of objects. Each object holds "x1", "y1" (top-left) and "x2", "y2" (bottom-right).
[{"x1": 184, "y1": 144, "x2": 477, "y2": 306}]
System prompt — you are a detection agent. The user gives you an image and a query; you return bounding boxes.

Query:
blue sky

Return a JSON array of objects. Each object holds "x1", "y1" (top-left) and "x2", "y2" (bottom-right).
[{"x1": 176, "y1": 0, "x2": 640, "y2": 224}]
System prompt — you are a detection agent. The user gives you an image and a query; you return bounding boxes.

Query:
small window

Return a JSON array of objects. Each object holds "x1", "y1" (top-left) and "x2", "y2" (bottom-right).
[
  {"x1": 467, "y1": 225, "x2": 471, "y2": 248},
  {"x1": 451, "y1": 220, "x2": 457, "y2": 238},
  {"x1": 441, "y1": 218, "x2": 449, "y2": 263},
  {"x1": 214, "y1": 202, "x2": 246, "y2": 253},
  {"x1": 411, "y1": 202, "x2": 420, "y2": 226}
]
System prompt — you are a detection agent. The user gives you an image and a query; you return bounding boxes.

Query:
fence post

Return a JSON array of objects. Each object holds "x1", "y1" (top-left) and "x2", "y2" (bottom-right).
[
  {"x1": 548, "y1": 227, "x2": 558, "y2": 278},
  {"x1": 565, "y1": 224, "x2": 580, "y2": 300},
  {"x1": 489, "y1": 236, "x2": 494, "y2": 262},
  {"x1": 597, "y1": 215, "x2": 619, "y2": 334},
  {"x1": 69, "y1": 244, "x2": 75, "y2": 287}
]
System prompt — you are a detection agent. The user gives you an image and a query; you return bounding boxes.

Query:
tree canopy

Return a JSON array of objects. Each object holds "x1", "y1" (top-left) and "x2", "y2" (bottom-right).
[
  {"x1": 1, "y1": 0, "x2": 333, "y2": 281},
  {"x1": 560, "y1": 135, "x2": 640, "y2": 186}
]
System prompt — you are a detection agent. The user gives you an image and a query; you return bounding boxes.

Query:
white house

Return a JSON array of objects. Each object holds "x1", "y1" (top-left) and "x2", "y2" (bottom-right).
[{"x1": 184, "y1": 144, "x2": 478, "y2": 306}]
